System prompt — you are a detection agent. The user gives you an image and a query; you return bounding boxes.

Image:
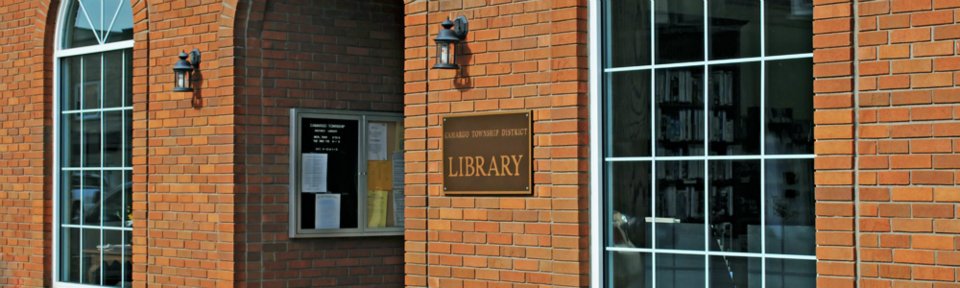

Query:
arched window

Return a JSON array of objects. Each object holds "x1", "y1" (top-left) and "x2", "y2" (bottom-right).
[{"x1": 54, "y1": 0, "x2": 134, "y2": 286}]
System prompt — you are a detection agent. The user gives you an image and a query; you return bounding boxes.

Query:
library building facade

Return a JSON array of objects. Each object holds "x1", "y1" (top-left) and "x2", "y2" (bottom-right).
[{"x1": 0, "y1": 0, "x2": 957, "y2": 287}]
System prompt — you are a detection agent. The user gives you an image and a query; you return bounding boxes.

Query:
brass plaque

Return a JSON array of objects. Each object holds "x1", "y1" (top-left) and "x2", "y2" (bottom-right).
[{"x1": 442, "y1": 111, "x2": 532, "y2": 195}]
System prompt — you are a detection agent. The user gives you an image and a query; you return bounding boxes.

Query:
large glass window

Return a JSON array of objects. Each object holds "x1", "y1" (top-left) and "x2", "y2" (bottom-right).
[
  {"x1": 601, "y1": 0, "x2": 814, "y2": 287},
  {"x1": 56, "y1": 0, "x2": 134, "y2": 286}
]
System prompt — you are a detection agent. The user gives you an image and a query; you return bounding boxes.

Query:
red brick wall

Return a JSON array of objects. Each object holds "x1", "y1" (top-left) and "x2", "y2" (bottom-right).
[
  {"x1": 136, "y1": 0, "x2": 240, "y2": 286},
  {"x1": 235, "y1": 0, "x2": 405, "y2": 286},
  {"x1": 814, "y1": 0, "x2": 960, "y2": 286},
  {"x1": 812, "y1": 0, "x2": 857, "y2": 287},
  {"x1": 0, "y1": 0, "x2": 56, "y2": 287},
  {"x1": 403, "y1": 0, "x2": 591, "y2": 287}
]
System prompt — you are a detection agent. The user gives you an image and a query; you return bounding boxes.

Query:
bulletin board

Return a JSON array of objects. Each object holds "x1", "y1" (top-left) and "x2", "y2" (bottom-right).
[{"x1": 289, "y1": 109, "x2": 404, "y2": 238}]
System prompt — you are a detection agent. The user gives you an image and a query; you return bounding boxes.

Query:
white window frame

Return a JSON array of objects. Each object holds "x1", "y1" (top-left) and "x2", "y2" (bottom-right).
[
  {"x1": 52, "y1": 0, "x2": 135, "y2": 286},
  {"x1": 589, "y1": 0, "x2": 817, "y2": 287}
]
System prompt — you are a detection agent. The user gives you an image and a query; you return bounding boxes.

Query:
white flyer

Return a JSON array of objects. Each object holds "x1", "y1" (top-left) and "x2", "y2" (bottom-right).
[
  {"x1": 315, "y1": 193, "x2": 341, "y2": 229},
  {"x1": 301, "y1": 153, "x2": 328, "y2": 192},
  {"x1": 367, "y1": 123, "x2": 388, "y2": 160}
]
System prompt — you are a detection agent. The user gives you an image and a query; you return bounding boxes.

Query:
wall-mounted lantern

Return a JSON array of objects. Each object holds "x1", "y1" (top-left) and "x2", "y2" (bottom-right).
[
  {"x1": 433, "y1": 16, "x2": 468, "y2": 70},
  {"x1": 173, "y1": 49, "x2": 201, "y2": 92}
]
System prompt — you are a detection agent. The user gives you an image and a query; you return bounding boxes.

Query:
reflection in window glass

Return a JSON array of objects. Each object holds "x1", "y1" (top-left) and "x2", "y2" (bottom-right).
[
  {"x1": 709, "y1": 0, "x2": 760, "y2": 60},
  {"x1": 607, "y1": 71, "x2": 652, "y2": 157},
  {"x1": 655, "y1": 0, "x2": 704, "y2": 64},
  {"x1": 657, "y1": 254, "x2": 705, "y2": 287},
  {"x1": 709, "y1": 160, "x2": 760, "y2": 253},
  {"x1": 766, "y1": 259, "x2": 816, "y2": 288},
  {"x1": 608, "y1": 252, "x2": 653, "y2": 288},
  {"x1": 766, "y1": 59, "x2": 814, "y2": 154},
  {"x1": 607, "y1": 162, "x2": 652, "y2": 248},
  {"x1": 655, "y1": 67, "x2": 704, "y2": 156},
  {"x1": 709, "y1": 256, "x2": 761, "y2": 287},
  {"x1": 766, "y1": 0, "x2": 813, "y2": 56},
  {"x1": 656, "y1": 161, "x2": 704, "y2": 250},
  {"x1": 709, "y1": 63, "x2": 760, "y2": 155},
  {"x1": 765, "y1": 159, "x2": 815, "y2": 255},
  {"x1": 606, "y1": 0, "x2": 651, "y2": 68}
]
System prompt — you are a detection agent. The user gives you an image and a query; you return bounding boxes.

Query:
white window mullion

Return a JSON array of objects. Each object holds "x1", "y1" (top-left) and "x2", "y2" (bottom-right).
[
  {"x1": 98, "y1": 51, "x2": 105, "y2": 287},
  {"x1": 77, "y1": 54, "x2": 85, "y2": 285},
  {"x1": 759, "y1": 0, "x2": 768, "y2": 287},
  {"x1": 701, "y1": 0, "x2": 710, "y2": 286},
  {"x1": 649, "y1": 0, "x2": 658, "y2": 286},
  {"x1": 56, "y1": 40, "x2": 134, "y2": 59}
]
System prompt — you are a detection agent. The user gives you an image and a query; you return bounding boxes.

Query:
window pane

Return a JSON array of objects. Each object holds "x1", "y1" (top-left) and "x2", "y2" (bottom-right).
[
  {"x1": 710, "y1": 0, "x2": 760, "y2": 60},
  {"x1": 709, "y1": 63, "x2": 760, "y2": 155},
  {"x1": 124, "y1": 50, "x2": 133, "y2": 106},
  {"x1": 606, "y1": 0, "x2": 651, "y2": 68},
  {"x1": 124, "y1": 111, "x2": 132, "y2": 167},
  {"x1": 607, "y1": 70, "x2": 652, "y2": 157},
  {"x1": 100, "y1": 170, "x2": 126, "y2": 227},
  {"x1": 766, "y1": 59, "x2": 813, "y2": 154},
  {"x1": 61, "y1": 171, "x2": 80, "y2": 225},
  {"x1": 366, "y1": 121, "x2": 403, "y2": 229},
  {"x1": 62, "y1": 113, "x2": 82, "y2": 168},
  {"x1": 63, "y1": 171, "x2": 108, "y2": 227},
  {"x1": 63, "y1": 1, "x2": 99, "y2": 48},
  {"x1": 656, "y1": 254, "x2": 705, "y2": 288},
  {"x1": 656, "y1": 67, "x2": 703, "y2": 156},
  {"x1": 103, "y1": 112, "x2": 124, "y2": 167},
  {"x1": 655, "y1": 0, "x2": 704, "y2": 64},
  {"x1": 82, "y1": 112, "x2": 102, "y2": 167},
  {"x1": 766, "y1": 259, "x2": 816, "y2": 288},
  {"x1": 103, "y1": 50, "x2": 125, "y2": 109},
  {"x1": 123, "y1": 172, "x2": 132, "y2": 228},
  {"x1": 60, "y1": 227, "x2": 81, "y2": 282},
  {"x1": 61, "y1": 56, "x2": 82, "y2": 111},
  {"x1": 765, "y1": 159, "x2": 815, "y2": 255},
  {"x1": 608, "y1": 161, "x2": 652, "y2": 248},
  {"x1": 82, "y1": 54, "x2": 102, "y2": 110},
  {"x1": 709, "y1": 256, "x2": 762, "y2": 287},
  {"x1": 81, "y1": 228, "x2": 101, "y2": 285},
  {"x1": 655, "y1": 161, "x2": 704, "y2": 250},
  {"x1": 80, "y1": 171, "x2": 102, "y2": 226},
  {"x1": 122, "y1": 231, "x2": 132, "y2": 286},
  {"x1": 709, "y1": 160, "x2": 761, "y2": 253},
  {"x1": 766, "y1": 0, "x2": 812, "y2": 55},
  {"x1": 608, "y1": 251, "x2": 653, "y2": 288},
  {"x1": 102, "y1": 0, "x2": 134, "y2": 44},
  {"x1": 101, "y1": 230, "x2": 125, "y2": 286}
]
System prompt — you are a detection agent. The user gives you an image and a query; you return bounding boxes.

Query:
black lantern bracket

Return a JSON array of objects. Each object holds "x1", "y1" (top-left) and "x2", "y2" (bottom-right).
[
  {"x1": 452, "y1": 16, "x2": 468, "y2": 40},
  {"x1": 188, "y1": 49, "x2": 201, "y2": 68}
]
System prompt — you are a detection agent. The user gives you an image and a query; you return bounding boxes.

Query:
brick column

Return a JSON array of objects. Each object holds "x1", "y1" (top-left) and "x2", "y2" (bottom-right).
[{"x1": 403, "y1": 0, "x2": 590, "y2": 287}]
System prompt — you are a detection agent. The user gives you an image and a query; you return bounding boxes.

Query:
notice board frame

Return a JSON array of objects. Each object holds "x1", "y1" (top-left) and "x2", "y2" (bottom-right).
[
  {"x1": 442, "y1": 111, "x2": 533, "y2": 195},
  {"x1": 289, "y1": 108, "x2": 404, "y2": 238}
]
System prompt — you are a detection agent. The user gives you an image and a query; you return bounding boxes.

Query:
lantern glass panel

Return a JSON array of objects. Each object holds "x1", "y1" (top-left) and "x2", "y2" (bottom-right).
[
  {"x1": 176, "y1": 70, "x2": 187, "y2": 90},
  {"x1": 439, "y1": 43, "x2": 450, "y2": 65}
]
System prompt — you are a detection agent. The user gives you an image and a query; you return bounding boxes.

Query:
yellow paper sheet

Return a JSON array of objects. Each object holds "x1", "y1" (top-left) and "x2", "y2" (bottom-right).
[
  {"x1": 367, "y1": 190, "x2": 388, "y2": 228},
  {"x1": 368, "y1": 160, "x2": 393, "y2": 191}
]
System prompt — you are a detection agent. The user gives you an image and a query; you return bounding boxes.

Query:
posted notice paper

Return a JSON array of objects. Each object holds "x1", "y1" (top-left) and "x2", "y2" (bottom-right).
[
  {"x1": 302, "y1": 153, "x2": 328, "y2": 192},
  {"x1": 367, "y1": 123, "x2": 388, "y2": 161},
  {"x1": 314, "y1": 193, "x2": 341, "y2": 229}
]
